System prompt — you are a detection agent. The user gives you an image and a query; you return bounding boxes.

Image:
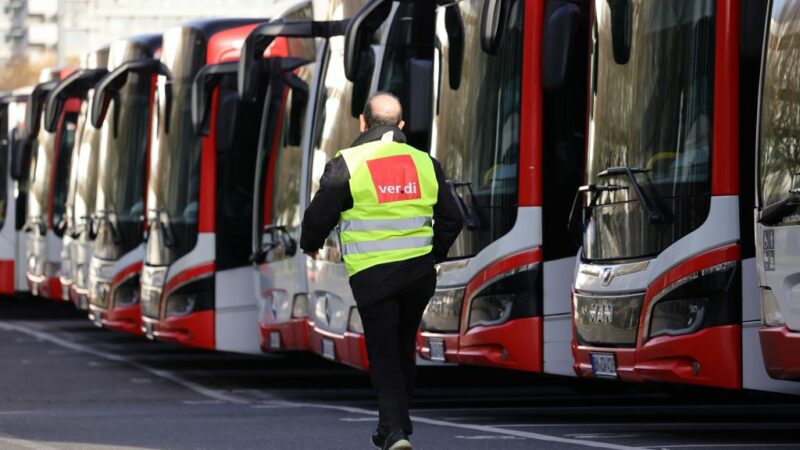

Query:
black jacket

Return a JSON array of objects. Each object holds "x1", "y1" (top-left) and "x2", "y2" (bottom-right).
[{"x1": 300, "y1": 126, "x2": 463, "y2": 306}]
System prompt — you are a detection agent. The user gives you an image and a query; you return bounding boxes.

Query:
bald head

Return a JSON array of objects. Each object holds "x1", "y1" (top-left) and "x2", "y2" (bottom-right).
[{"x1": 360, "y1": 91, "x2": 405, "y2": 132}]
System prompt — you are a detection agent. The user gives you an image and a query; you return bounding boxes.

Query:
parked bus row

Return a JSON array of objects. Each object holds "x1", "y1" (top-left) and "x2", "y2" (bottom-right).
[{"x1": 2, "y1": 0, "x2": 800, "y2": 396}]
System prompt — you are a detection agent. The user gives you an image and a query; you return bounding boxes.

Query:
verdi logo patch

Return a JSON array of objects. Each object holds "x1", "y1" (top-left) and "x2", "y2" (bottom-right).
[{"x1": 366, "y1": 155, "x2": 422, "y2": 203}]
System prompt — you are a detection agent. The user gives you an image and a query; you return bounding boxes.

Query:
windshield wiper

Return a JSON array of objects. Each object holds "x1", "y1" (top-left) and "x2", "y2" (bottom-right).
[
  {"x1": 92, "y1": 210, "x2": 123, "y2": 244},
  {"x1": 446, "y1": 180, "x2": 482, "y2": 230},
  {"x1": 71, "y1": 215, "x2": 93, "y2": 239},
  {"x1": 568, "y1": 183, "x2": 625, "y2": 234},
  {"x1": 148, "y1": 208, "x2": 177, "y2": 247},
  {"x1": 760, "y1": 188, "x2": 800, "y2": 225},
  {"x1": 598, "y1": 166, "x2": 666, "y2": 223},
  {"x1": 23, "y1": 216, "x2": 47, "y2": 235}
]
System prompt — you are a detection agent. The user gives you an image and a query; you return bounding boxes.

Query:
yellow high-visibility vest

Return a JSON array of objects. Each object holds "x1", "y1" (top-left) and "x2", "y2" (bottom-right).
[{"x1": 337, "y1": 139, "x2": 438, "y2": 276}]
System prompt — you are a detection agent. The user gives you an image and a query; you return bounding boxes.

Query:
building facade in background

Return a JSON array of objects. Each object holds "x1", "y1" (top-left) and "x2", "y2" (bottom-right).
[
  {"x1": 1, "y1": 0, "x2": 293, "y2": 65},
  {"x1": 0, "y1": 0, "x2": 58, "y2": 63}
]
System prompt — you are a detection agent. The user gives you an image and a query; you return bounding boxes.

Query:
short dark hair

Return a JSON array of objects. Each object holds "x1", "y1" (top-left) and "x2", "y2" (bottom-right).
[{"x1": 362, "y1": 91, "x2": 403, "y2": 129}]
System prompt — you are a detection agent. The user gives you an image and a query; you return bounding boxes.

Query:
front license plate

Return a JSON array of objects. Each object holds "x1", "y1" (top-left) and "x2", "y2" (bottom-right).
[
  {"x1": 429, "y1": 339, "x2": 445, "y2": 362},
  {"x1": 590, "y1": 352, "x2": 618, "y2": 378},
  {"x1": 321, "y1": 338, "x2": 335, "y2": 360},
  {"x1": 269, "y1": 331, "x2": 281, "y2": 350}
]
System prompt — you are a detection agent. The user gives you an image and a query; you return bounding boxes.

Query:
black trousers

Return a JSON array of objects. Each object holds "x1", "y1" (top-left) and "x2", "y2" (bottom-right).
[{"x1": 357, "y1": 268, "x2": 436, "y2": 435}]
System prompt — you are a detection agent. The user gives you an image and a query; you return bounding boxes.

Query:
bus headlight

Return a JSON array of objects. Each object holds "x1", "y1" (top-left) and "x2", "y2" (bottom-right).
[
  {"x1": 112, "y1": 275, "x2": 140, "y2": 307},
  {"x1": 649, "y1": 297, "x2": 707, "y2": 338},
  {"x1": 348, "y1": 307, "x2": 363, "y2": 334},
  {"x1": 420, "y1": 288, "x2": 465, "y2": 333},
  {"x1": 469, "y1": 295, "x2": 514, "y2": 328},
  {"x1": 645, "y1": 261, "x2": 739, "y2": 342},
  {"x1": 166, "y1": 293, "x2": 196, "y2": 317},
  {"x1": 165, "y1": 276, "x2": 213, "y2": 318},
  {"x1": 467, "y1": 264, "x2": 541, "y2": 330},
  {"x1": 292, "y1": 294, "x2": 309, "y2": 318},
  {"x1": 761, "y1": 288, "x2": 785, "y2": 327}
]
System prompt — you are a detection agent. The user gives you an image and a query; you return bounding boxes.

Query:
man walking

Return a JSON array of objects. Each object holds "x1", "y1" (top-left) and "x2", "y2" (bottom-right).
[{"x1": 301, "y1": 92, "x2": 462, "y2": 450}]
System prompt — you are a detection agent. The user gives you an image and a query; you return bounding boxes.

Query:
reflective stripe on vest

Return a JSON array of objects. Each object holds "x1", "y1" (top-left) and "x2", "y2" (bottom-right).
[
  {"x1": 336, "y1": 140, "x2": 438, "y2": 276},
  {"x1": 340, "y1": 216, "x2": 432, "y2": 233},
  {"x1": 340, "y1": 236, "x2": 433, "y2": 256}
]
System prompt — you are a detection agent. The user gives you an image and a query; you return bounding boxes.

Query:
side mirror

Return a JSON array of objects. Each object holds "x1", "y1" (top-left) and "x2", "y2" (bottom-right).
[
  {"x1": 343, "y1": 0, "x2": 393, "y2": 82},
  {"x1": 444, "y1": 4, "x2": 465, "y2": 90},
  {"x1": 607, "y1": 0, "x2": 632, "y2": 65},
  {"x1": 25, "y1": 80, "x2": 58, "y2": 141},
  {"x1": 92, "y1": 58, "x2": 170, "y2": 128},
  {"x1": 192, "y1": 62, "x2": 237, "y2": 136},
  {"x1": 541, "y1": 1, "x2": 580, "y2": 91},
  {"x1": 283, "y1": 73, "x2": 309, "y2": 147},
  {"x1": 403, "y1": 58, "x2": 433, "y2": 134},
  {"x1": 741, "y1": 0, "x2": 768, "y2": 62},
  {"x1": 10, "y1": 128, "x2": 30, "y2": 180},
  {"x1": 44, "y1": 68, "x2": 108, "y2": 132},
  {"x1": 238, "y1": 19, "x2": 349, "y2": 102},
  {"x1": 215, "y1": 86, "x2": 240, "y2": 152},
  {"x1": 480, "y1": 0, "x2": 513, "y2": 55}
]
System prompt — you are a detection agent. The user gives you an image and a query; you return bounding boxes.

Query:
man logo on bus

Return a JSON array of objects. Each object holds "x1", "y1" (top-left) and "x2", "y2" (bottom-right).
[
  {"x1": 366, "y1": 154, "x2": 422, "y2": 204},
  {"x1": 602, "y1": 267, "x2": 613, "y2": 285}
]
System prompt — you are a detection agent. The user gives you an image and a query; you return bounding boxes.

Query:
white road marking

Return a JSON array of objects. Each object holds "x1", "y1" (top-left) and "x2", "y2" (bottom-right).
[
  {"x1": 0, "y1": 321, "x2": 642, "y2": 450},
  {"x1": 567, "y1": 433, "x2": 659, "y2": 439},
  {"x1": 281, "y1": 401, "x2": 642, "y2": 450},
  {"x1": 455, "y1": 435, "x2": 525, "y2": 440},
  {"x1": 496, "y1": 423, "x2": 709, "y2": 428},
  {"x1": 0, "y1": 435, "x2": 62, "y2": 450},
  {"x1": 339, "y1": 417, "x2": 376, "y2": 422},
  {"x1": 646, "y1": 444, "x2": 800, "y2": 449}
]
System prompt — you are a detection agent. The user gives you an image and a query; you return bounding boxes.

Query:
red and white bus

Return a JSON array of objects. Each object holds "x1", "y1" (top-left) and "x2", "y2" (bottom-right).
[
  {"x1": 754, "y1": 0, "x2": 800, "y2": 386},
  {"x1": 138, "y1": 19, "x2": 282, "y2": 351},
  {"x1": 571, "y1": 0, "x2": 800, "y2": 394},
  {"x1": 86, "y1": 34, "x2": 162, "y2": 334},
  {"x1": 23, "y1": 68, "x2": 80, "y2": 300},
  {"x1": 416, "y1": 0, "x2": 589, "y2": 375},
  {"x1": 0, "y1": 89, "x2": 32, "y2": 295},
  {"x1": 301, "y1": 0, "x2": 442, "y2": 370},
  {"x1": 45, "y1": 47, "x2": 110, "y2": 306},
  {"x1": 236, "y1": 4, "x2": 351, "y2": 354}
]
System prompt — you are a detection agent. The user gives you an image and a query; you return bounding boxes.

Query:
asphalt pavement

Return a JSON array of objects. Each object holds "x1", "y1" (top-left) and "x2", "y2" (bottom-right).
[{"x1": 0, "y1": 295, "x2": 799, "y2": 450}]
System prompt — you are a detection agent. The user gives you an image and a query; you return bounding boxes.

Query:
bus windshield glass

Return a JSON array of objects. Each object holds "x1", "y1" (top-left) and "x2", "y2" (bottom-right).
[
  {"x1": 583, "y1": 0, "x2": 716, "y2": 261},
  {"x1": 759, "y1": 0, "x2": 800, "y2": 212},
  {"x1": 95, "y1": 70, "x2": 152, "y2": 260},
  {"x1": 430, "y1": 0, "x2": 523, "y2": 260},
  {"x1": 146, "y1": 27, "x2": 205, "y2": 266},
  {"x1": 28, "y1": 114, "x2": 76, "y2": 232}
]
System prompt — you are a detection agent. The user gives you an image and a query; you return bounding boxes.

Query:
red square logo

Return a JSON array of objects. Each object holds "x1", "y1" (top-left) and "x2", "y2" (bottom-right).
[{"x1": 366, "y1": 155, "x2": 422, "y2": 204}]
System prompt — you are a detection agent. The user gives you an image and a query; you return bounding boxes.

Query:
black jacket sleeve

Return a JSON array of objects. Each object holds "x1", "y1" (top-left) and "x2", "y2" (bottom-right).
[
  {"x1": 431, "y1": 157, "x2": 463, "y2": 262},
  {"x1": 300, "y1": 156, "x2": 353, "y2": 253}
]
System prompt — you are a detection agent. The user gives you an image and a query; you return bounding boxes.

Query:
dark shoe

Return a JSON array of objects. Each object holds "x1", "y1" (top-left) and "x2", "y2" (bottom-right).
[
  {"x1": 371, "y1": 429, "x2": 385, "y2": 449},
  {"x1": 382, "y1": 430, "x2": 412, "y2": 450}
]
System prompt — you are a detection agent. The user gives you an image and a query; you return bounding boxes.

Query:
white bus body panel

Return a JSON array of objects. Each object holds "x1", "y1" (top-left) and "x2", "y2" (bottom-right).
[
  {"x1": 543, "y1": 256, "x2": 579, "y2": 377},
  {"x1": 216, "y1": 265, "x2": 260, "y2": 354}
]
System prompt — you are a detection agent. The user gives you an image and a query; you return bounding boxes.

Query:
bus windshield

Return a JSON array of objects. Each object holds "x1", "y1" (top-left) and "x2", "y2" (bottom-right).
[
  {"x1": 759, "y1": 0, "x2": 800, "y2": 213},
  {"x1": 28, "y1": 113, "x2": 77, "y2": 233},
  {"x1": 430, "y1": 0, "x2": 523, "y2": 260},
  {"x1": 94, "y1": 71, "x2": 152, "y2": 260},
  {"x1": 145, "y1": 27, "x2": 206, "y2": 266},
  {"x1": 582, "y1": 0, "x2": 716, "y2": 262}
]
